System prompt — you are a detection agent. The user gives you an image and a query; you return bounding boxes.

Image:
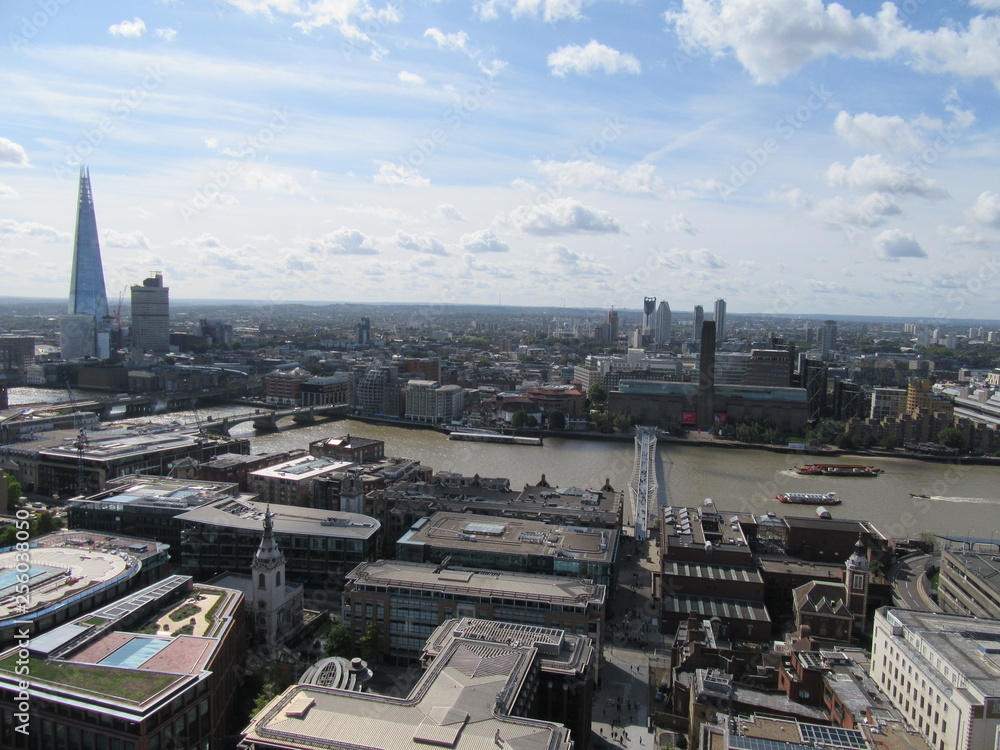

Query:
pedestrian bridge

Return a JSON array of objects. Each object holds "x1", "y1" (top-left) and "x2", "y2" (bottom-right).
[
  {"x1": 628, "y1": 426, "x2": 658, "y2": 542},
  {"x1": 203, "y1": 403, "x2": 349, "y2": 435}
]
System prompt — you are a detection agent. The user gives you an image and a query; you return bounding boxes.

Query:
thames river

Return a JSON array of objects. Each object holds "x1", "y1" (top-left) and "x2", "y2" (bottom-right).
[{"x1": 9, "y1": 387, "x2": 1000, "y2": 541}]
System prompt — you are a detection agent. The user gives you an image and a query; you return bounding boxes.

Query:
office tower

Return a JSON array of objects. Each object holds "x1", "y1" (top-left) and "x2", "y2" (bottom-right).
[
  {"x1": 693, "y1": 305, "x2": 703, "y2": 342},
  {"x1": 61, "y1": 167, "x2": 110, "y2": 360},
  {"x1": 819, "y1": 319, "x2": 838, "y2": 360},
  {"x1": 713, "y1": 298, "x2": 726, "y2": 342},
  {"x1": 643, "y1": 296, "x2": 656, "y2": 333},
  {"x1": 130, "y1": 272, "x2": 170, "y2": 353},
  {"x1": 356, "y1": 316, "x2": 372, "y2": 346},
  {"x1": 606, "y1": 308, "x2": 619, "y2": 341},
  {"x1": 696, "y1": 320, "x2": 716, "y2": 430},
  {"x1": 654, "y1": 300, "x2": 671, "y2": 347}
]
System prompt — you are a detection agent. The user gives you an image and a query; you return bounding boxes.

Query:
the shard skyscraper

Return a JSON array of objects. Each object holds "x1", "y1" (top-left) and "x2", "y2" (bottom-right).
[{"x1": 61, "y1": 167, "x2": 111, "y2": 360}]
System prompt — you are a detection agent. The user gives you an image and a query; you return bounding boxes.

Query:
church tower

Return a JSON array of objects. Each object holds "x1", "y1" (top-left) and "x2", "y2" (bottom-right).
[
  {"x1": 251, "y1": 506, "x2": 287, "y2": 647},
  {"x1": 844, "y1": 536, "x2": 871, "y2": 635}
]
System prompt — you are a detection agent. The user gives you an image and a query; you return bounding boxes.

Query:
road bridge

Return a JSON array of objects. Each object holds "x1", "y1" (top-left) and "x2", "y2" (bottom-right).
[
  {"x1": 628, "y1": 426, "x2": 658, "y2": 542},
  {"x1": 203, "y1": 403, "x2": 349, "y2": 434}
]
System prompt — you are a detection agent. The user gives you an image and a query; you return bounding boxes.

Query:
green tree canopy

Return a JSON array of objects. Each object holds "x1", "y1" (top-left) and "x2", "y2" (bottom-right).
[
  {"x1": 548, "y1": 411, "x2": 566, "y2": 430},
  {"x1": 937, "y1": 427, "x2": 964, "y2": 450},
  {"x1": 587, "y1": 383, "x2": 607, "y2": 406},
  {"x1": 323, "y1": 622, "x2": 354, "y2": 658}
]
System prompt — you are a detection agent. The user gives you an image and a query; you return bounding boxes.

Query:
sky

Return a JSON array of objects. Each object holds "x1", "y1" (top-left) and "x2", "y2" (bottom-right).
[{"x1": 1, "y1": 0, "x2": 1000, "y2": 320}]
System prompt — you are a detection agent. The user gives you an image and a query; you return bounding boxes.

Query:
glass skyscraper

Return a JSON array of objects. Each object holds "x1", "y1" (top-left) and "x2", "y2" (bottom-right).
[{"x1": 61, "y1": 167, "x2": 110, "y2": 360}]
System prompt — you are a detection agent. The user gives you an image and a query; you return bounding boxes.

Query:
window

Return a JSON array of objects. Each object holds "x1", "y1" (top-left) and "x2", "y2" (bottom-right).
[{"x1": 258, "y1": 573, "x2": 265, "y2": 589}]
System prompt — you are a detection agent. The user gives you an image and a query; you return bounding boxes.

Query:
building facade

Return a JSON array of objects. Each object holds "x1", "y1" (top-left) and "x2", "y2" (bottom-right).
[{"x1": 130, "y1": 272, "x2": 170, "y2": 353}]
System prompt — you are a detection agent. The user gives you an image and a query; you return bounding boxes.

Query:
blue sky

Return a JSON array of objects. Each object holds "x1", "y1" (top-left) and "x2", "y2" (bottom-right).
[{"x1": 2, "y1": 0, "x2": 1000, "y2": 319}]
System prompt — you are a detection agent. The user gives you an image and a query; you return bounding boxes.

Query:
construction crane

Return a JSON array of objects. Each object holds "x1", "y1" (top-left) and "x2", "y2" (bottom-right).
[{"x1": 65, "y1": 384, "x2": 90, "y2": 497}]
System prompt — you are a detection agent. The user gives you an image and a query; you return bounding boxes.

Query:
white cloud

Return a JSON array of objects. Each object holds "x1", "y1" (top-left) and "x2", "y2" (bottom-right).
[
  {"x1": 507, "y1": 198, "x2": 621, "y2": 235},
  {"x1": 102, "y1": 229, "x2": 151, "y2": 249},
  {"x1": 241, "y1": 168, "x2": 305, "y2": 194},
  {"x1": 476, "y1": 0, "x2": 588, "y2": 22},
  {"x1": 394, "y1": 230, "x2": 448, "y2": 256},
  {"x1": 179, "y1": 234, "x2": 255, "y2": 270},
  {"x1": 398, "y1": 71, "x2": 425, "y2": 85},
  {"x1": 937, "y1": 225, "x2": 990, "y2": 246},
  {"x1": 424, "y1": 27, "x2": 507, "y2": 77},
  {"x1": 532, "y1": 160, "x2": 661, "y2": 195},
  {"x1": 0, "y1": 137, "x2": 29, "y2": 166},
  {"x1": 874, "y1": 229, "x2": 927, "y2": 260},
  {"x1": 826, "y1": 155, "x2": 947, "y2": 199},
  {"x1": 436, "y1": 204, "x2": 464, "y2": 221},
  {"x1": 0, "y1": 219, "x2": 68, "y2": 242},
  {"x1": 657, "y1": 247, "x2": 727, "y2": 269},
  {"x1": 0, "y1": 182, "x2": 19, "y2": 199},
  {"x1": 833, "y1": 111, "x2": 926, "y2": 152},
  {"x1": 425, "y1": 28, "x2": 469, "y2": 52},
  {"x1": 547, "y1": 40, "x2": 641, "y2": 77},
  {"x1": 971, "y1": 0, "x2": 1000, "y2": 8},
  {"x1": 811, "y1": 193, "x2": 902, "y2": 229},
  {"x1": 544, "y1": 243, "x2": 611, "y2": 276},
  {"x1": 969, "y1": 190, "x2": 1000, "y2": 228},
  {"x1": 460, "y1": 229, "x2": 509, "y2": 253},
  {"x1": 373, "y1": 162, "x2": 429, "y2": 187},
  {"x1": 666, "y1": 214, "x2": 697, "y2": 234},
  {"x1": 109, "y1": 18, "x2": 147, "y2": 38},
  {"x1": 155, "y1": 28, "x2": 178, "y2": 42},
  {"x1": 665, "y1": 0, "x2": 1000, "y2": 87},
  {"x1": 307, "y1": 228, "x2": 379, "y2": 255}
]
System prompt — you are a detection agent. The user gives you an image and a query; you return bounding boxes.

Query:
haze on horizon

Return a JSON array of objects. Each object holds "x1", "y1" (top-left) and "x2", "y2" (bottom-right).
[{"x1": 1, "y1": 0, "x2": 999, "y2": 318}]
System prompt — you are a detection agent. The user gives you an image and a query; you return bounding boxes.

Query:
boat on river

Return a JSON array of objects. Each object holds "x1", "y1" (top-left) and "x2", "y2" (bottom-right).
[
  {"x1": 795, "y1": 463, "x2": 882, "y2": 477},
  {"x1": 776, "y1": 491, "x2": 841, "y2": 505}
]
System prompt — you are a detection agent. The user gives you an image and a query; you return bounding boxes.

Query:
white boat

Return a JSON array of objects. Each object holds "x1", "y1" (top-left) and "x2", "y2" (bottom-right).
[{"x1": 776, "y1": 491, "x2": 841, "y2": 505}]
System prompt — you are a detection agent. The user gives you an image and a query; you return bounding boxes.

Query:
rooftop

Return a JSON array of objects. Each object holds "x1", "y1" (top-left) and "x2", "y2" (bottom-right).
[
  {"x1": 250, "y1": 454, "x2": 354, "y2": 482},
  {"x1": 347, "y1": 560, "x2": 605, "y2": 606},
  {"x1": 399, "y1": 512, "x2": 616, "y2": 563},
  {"x1": 242, "y1": 618, "x2": 574, "y2": 750},
  {"x1": 176, "y1": 497, "x2": 380, "y2": 539}
]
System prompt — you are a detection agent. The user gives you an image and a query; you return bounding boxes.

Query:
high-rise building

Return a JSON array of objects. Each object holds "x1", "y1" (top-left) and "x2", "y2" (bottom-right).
[
  {"x1": 654, "y1": 300, "x2": 671, "y2": 348},
  {"x1": 130, "y1": 272, "x2": 170, "y2": 353},
  {"x1": 693, "y1": 305, "x2": 703, "y2": 342},
  {"x1": 820, "y1": 319, "x2": 838, "y2": 360},
  {"x1": 643, "y1": 296, "x2": 656, "y2": 333},
  {"x1": 606, "y1": 308, "x2": 619, "y2": 341},
  {"x1": 713, "y1": 298, "x2": 726, "y2": 342},
  {"x1": 696, "y1": 320, "x2": 716, "y2": 430},
  {"x1": 356, "y1": 316, "x2": 372, "y2": 346},
  {"x1": 61, "y1": 168, "x2": 111, "y2": 360}
]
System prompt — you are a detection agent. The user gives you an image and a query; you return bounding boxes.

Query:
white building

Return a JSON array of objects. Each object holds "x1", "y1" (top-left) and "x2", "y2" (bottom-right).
[
  {"x1": 404, "y1": 379, "x2": 464, "y2": 423},
  {"x1": 871, "y1": 608, "x2": 1000, "y2": 750}
]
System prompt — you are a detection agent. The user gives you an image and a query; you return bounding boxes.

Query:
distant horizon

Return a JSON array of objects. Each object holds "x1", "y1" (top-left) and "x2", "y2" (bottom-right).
[{"x1": 3, "y1": 295, "x2": 999, "y2": 327}]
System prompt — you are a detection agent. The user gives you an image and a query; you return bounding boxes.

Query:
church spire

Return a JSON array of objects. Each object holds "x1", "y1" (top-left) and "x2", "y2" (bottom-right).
[{"x1": 253, "y1": 505, "x2": 285, "y2": 571}]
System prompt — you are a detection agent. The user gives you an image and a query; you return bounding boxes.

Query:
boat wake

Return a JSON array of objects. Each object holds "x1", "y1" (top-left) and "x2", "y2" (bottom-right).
[{"x1": 929, "y1": 496, "x2": 1000, "y2": 505}]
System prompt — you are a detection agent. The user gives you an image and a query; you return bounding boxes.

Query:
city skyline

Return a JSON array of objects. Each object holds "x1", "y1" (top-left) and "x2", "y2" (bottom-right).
[{"x1": 1, "y1": 2, "x2": 1000, "y2": 316}]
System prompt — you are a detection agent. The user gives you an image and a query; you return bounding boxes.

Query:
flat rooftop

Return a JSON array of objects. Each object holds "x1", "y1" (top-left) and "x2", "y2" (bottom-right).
[
  {"x1": 0, "y1": 530, "x2": 167, "y2": 622},
  {"x1": 400, "y1": 512, "x2": 616, "y2": 563},
  {"x1": 40, "y1": 427, "x2": 235, "y2": 461},
  {"x1": 242, "y1": 619, "x2": 573, "y2": 750},
  {"x1": 176, "y1": 497, "x2": 380, "y2": 540},
  {"x1": 348, "y1": 560, "x2": 605, "y2": 606},
  {"x1": 250, "y1": 454, "x2": 354, "y2": 482},
  {"x1": 77, "y1": 475, "x2": 243, "y2": 510},
  {"x1": 882, "y1": 608, "x2": 1000, "y2": 697}
]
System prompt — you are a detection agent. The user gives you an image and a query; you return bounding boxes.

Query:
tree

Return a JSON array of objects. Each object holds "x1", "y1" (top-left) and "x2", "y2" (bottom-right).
[
  {"x1": 878, "y1": 435, "x2": 899, "y2": 450},
  {"x1": 512, "y1": 409, "x2": 529, "y2": 429},
  {"x1": 587, "y1": 383, "x2": 607, "y2": 407},
  {"x1": 357, "y1": 621, "x2": 383, "y2": 663},
  {"x1": 937, "y1": 427, "x2": 964, "y2": 450},
  {"x1": 323, "y1": 622, "x2": 354, "y2": 658},
  {"x1": 4, "y1": 473, "x2": 22, "y2": 511},
  {"x1": 833, "y1": 432, "x2": 855, "y2": 450},
  {"x1": 548, "y1": 410, "x2": 567, "y2": 430},
  {"x1": 869, "y1": 559, "x2": 885, "y2": 581},
  {"x1": 33, "y1": 510, "x2": 62, "y2": 536}
]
